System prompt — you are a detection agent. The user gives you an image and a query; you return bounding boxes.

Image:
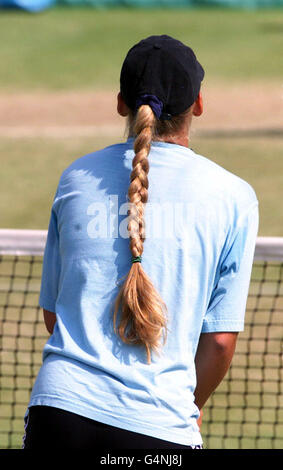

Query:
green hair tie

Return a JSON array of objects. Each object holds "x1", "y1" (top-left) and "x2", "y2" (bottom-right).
[{"x1": 132, "y1": 256, "x2": 142, "y2": 264}]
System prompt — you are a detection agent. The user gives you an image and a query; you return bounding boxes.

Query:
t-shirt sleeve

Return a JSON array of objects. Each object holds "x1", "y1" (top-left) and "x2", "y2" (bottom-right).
[
  {"x1": 39, "y1": 202, "x2": 61, "y2": 313},
  {"x1": 202, "y1": 202, "x2": 259, "y2": 333}
]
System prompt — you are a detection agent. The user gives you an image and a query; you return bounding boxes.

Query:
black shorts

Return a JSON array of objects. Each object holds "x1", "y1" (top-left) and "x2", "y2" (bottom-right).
[{"x1": 23, "y1": 406, "x2": 202, "y2": 450}]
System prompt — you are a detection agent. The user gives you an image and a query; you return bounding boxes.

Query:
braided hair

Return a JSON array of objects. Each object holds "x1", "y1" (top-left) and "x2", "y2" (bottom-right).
[{"x1": 113, "y1": 104, "x2": 168, "y2": 364}]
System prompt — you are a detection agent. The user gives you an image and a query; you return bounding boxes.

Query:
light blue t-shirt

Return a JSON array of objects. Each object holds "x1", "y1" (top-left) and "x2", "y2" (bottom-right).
[{"x1": 28, "y1": 138, "x2": 259, "y2": 446}]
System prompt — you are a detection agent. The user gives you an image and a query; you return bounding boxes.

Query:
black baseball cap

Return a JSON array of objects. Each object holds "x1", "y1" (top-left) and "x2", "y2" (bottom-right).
[{"x1": 120, "y1": 35, "x2": 204, "y2": 118}]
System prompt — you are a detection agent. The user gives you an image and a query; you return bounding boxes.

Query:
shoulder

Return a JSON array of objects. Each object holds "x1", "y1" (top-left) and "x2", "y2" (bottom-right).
[
  {"x1": 55, "y1": 141, "x2": 128, "y2": 191},
  {"x1": 189, "y1": 148, "x2": 258, "y2": 211},
  {"x1": 62, "y1": 142, "x2": 127, "y2": 176}
]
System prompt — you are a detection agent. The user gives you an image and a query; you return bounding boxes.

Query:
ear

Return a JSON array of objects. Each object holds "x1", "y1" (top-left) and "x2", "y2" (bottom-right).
[
  {"x1": 117, "y1": 92, "x2": 130, "y2": 117},
  {"x1": 192, "y1": 92, "x2": 203, "y2": 117}
]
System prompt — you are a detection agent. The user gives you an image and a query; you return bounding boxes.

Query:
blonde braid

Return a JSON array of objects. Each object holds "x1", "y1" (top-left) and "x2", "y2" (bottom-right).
[{"x1": 113, "y1": 105, "x2": 168, "y2": 364}]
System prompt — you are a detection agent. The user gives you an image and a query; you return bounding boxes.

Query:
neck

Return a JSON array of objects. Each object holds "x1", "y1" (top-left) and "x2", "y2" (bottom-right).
[
  {"x1": 128, "y1": 131, "x2": 190, "y2": 148},
  {"x1": 127, "y1": 112, "x2": 192, "y2": 148},
  {"x1": 155, "y1": 133, "x2": 189, "y2": 148}
]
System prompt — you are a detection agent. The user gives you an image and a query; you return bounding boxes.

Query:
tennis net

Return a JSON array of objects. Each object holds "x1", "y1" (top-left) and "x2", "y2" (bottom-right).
[{"x1": 0, "y1": 229, "x2": 283, "y2": 449}]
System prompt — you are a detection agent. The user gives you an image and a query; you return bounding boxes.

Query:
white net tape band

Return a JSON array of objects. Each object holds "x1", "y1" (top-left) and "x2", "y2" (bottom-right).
[{"x1": 0, "y1": 229, "x2": 283, "y2": 261}]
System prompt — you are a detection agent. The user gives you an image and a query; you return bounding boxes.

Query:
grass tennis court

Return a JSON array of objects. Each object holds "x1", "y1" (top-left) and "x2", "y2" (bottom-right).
[
  {"x1": 0, "y1": 6, "x2": 282, "y2": 449},
  {"x1": 0, "y1": 7, "x2": 282, "y2": 235},
  {"x1": 0, "y1": 7, "x2": 283, "y2": 90}
]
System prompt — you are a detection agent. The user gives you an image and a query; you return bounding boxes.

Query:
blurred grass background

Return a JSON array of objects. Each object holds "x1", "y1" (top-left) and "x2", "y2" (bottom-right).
[
  {"x1": 1, "y1": 136, "x2": 283, "y2": 234},
  {"x1": 0, "y1": 7, "x2": 282, "y2": 235},
  {"x1": 0, "y1": 7, "x2": 283, "y2": 90}
]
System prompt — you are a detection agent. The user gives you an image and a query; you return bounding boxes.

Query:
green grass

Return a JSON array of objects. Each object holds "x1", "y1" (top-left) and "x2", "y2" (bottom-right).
[
  {"x1": 1, "y1": 7, "x2": 282, "y2": 236},
  {"x1": 0, "y1": 7, "x2": 283, "y2": 90},
  {"x1": 0, "y1": 134, "x2": 282, "y2": 235},
  {"x1": 194, "y1": 135, "x2": 283, "y2": 236}
]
